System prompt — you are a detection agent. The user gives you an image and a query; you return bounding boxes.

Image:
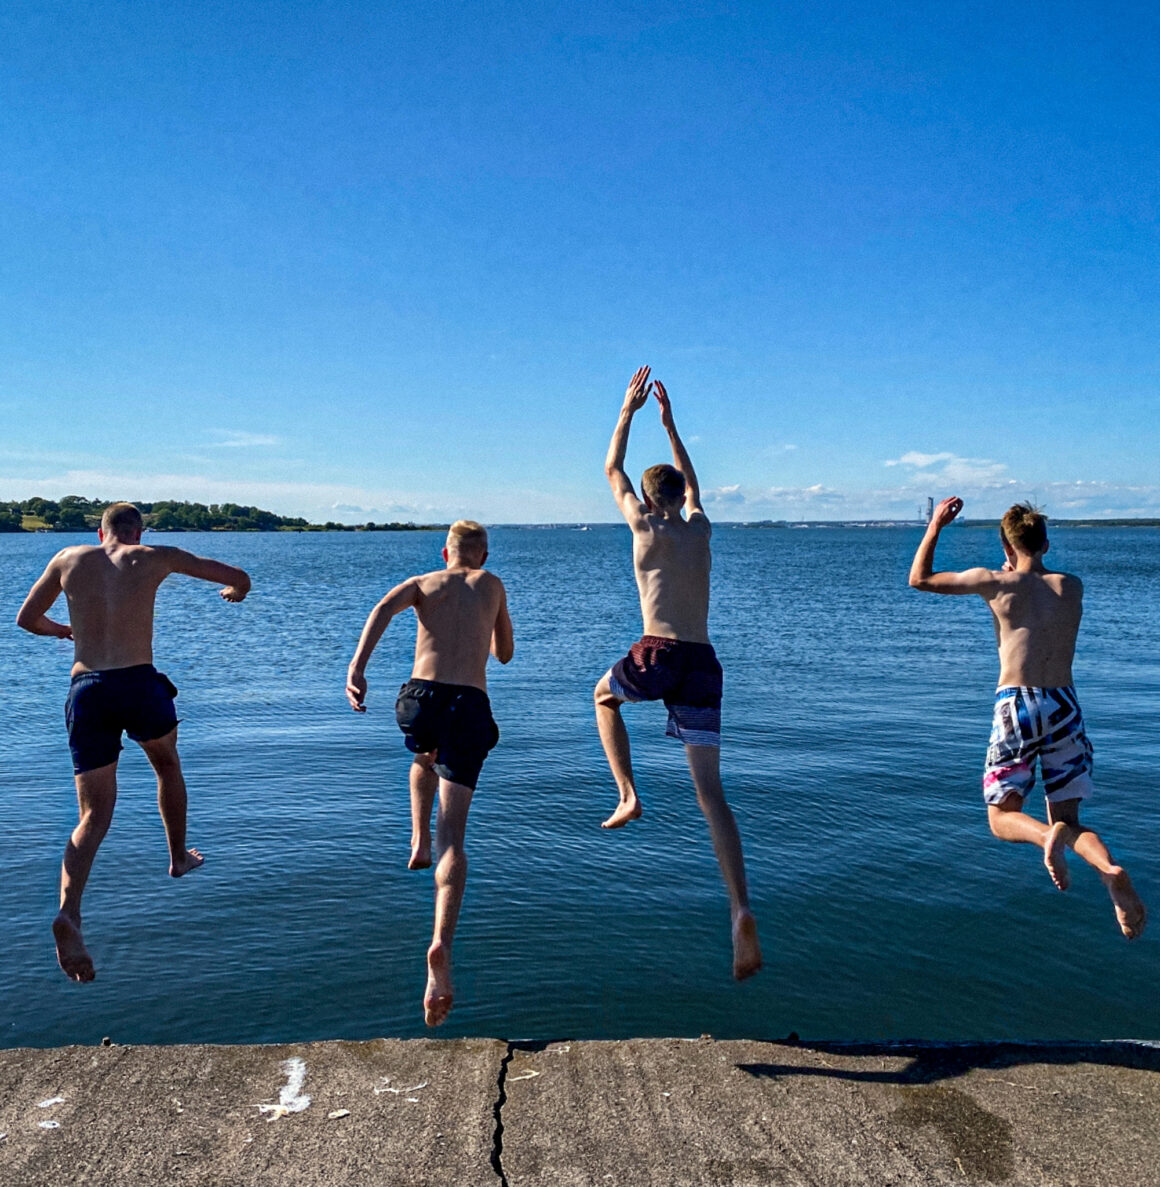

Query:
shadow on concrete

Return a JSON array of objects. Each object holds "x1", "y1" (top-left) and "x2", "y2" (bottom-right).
[{"x1": 738, "y1": 1040, "x2": 1160, "y2": 1086}]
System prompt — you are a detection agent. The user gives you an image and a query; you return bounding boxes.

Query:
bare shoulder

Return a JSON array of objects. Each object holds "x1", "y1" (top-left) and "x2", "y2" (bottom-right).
[
  {"x1": 686, "y1": 510, "x2": 712, "y2": 535},
  {"x1": 1052, "y1": 570, "x2": 1083, "y2": 597}
]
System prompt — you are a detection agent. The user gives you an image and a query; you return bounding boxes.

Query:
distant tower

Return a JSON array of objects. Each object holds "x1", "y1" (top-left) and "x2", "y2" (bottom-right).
[{"x1": 924, "y1": 496, "x2": 933, "y2": 524}]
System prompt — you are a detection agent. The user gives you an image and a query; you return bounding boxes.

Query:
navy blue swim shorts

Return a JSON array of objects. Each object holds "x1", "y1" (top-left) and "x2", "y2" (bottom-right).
[
  {"x1": 64, "y1": 664, "x2": 179, "y2": 775},
  {"x1": 608, "y1": 635, "x2": 723, "y2": 747},
  {"x1": 395, "y1": 679, "x2": 499, "y2": 791}
]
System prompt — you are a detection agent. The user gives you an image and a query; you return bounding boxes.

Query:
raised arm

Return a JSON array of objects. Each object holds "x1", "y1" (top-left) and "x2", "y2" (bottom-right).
[
  {"x1": 345, "y1": 578, "x2": 420, "y2": 710},
  {"x1": 163, "y1": 548, "x2": 252, "y2": 602},
  {"x1": 653, "y1": 380, "x2": 704, "y2": 518},
  {"x1": 16, "y1": 553, "x2": 73, "y2": 639},
  {"x1": 908, "y1": 497, "x2": 998, "y2": 595},
  {"x1": 490, "y1": 580, "x2": 514, "y2": 665},
  {"x1": 604, "y1": 366, "x2": 652, "y2": 524}
]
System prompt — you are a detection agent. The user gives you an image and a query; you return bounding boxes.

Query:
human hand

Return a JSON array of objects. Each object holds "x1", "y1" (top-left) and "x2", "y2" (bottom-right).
[
  {"x1": 623, "y1": 365, "x2": 652, "y2": 412},
  {"x1": 220, "y1": 586, "x2": 247, "y2": 602},
  {"x1": 930, "y1": 496, "x2": 963, "y2": 529},
  {"x1": 653, "y1": 379, "x2": 674, "y2": 430},
  {"x1": 48, "y1": 620, "x2": 73, "y2": 640},
  {"x1": 346, "y1": 670, "x2": 368, "y2": 712}
]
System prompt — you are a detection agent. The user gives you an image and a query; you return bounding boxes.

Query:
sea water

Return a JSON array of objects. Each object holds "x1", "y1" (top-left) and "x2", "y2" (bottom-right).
[{"x1": 2, "y1": 525, "x2": 1157, "y2": 1046}]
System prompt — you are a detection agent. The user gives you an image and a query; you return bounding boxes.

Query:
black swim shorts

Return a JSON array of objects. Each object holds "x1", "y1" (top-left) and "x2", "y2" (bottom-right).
[
  {"x1": 395, "y1": 679, "x2": 499, "y2": 791},
  {"x1": 608, "y1": 636, "x2": 723, "y2": 747},
  {"x1": 64, "y1": 664, "x2": 180, "y2": 775}
]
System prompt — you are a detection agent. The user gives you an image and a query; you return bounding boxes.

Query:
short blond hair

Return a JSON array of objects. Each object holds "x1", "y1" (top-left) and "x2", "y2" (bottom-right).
[
  {"x1": 1001, "y1": 503, "x2": 1048, "y2": 555},
  {"x1": 446, "y1": 519, "x2": 488, "y2": 557},
  {"x1": 101, "y1": 502, "x2": 143, "y2": 539}
]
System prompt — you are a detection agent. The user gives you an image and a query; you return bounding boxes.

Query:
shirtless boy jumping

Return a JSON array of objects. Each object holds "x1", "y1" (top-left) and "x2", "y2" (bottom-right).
[
  {"x1": 16, "y1": 502, "x2": 251, "y2": 982},
  {"x1": 910, "y1": 497, "x2": 1146, "y2": 939},
  {"x1": 346, "y1": 520, "x2": 514, "y2": 1026},
  {"x1": 596, "y1": 366, "x2": 762, "y2": 980}
]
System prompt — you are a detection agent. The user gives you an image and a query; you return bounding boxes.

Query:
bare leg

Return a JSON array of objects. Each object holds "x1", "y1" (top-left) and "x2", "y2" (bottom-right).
[
  {"x1": 986, "y1": 795, "x2": 1070, "y2": 889},
  {"x1": 1047, "y1": 800, "x2": 1147, "y2": 940},
  {"x1": 685, "y1": 745, "x2": 762, "y2": 980},
  {"x1": 140, "y1": 729, "x2": 203, "y2": 877},
  {"x1": 595, "y1": 673, "x2": 641, "y2": 828},
  {"x1": 55, "y1": 763, "x2": 118, "y2": 982},
  {"x1": 424, "y1": 779, "x2": 475, "y2": 1027},
  {"x1": 408, "y1": 754, "x2": 438, "y2": 869}
]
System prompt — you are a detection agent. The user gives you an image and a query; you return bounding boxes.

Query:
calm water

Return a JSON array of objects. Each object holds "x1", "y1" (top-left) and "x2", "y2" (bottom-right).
[{"x1": 2, "y1": 526, "x2": 1158, "y2": 1047}]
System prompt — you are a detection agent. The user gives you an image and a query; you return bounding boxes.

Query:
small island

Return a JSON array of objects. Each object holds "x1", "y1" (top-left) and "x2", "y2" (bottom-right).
[{"x1": 0, "y1": 496, "x2": 445, "y2": 534}]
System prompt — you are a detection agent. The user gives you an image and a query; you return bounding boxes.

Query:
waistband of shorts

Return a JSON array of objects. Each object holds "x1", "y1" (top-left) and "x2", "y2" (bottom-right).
[
  {"x1": 402, "y1": 678, "x2": 489, "y2": 698},
  {"x1": 639, "y1": 635, "x2": 715, "y2": 651},
  {"x1": 70, "y1": 663, "x2": 158, "y2": 685},
  {"x1": 994, "y1": 685, "x2": 1077, "y2": 698}
]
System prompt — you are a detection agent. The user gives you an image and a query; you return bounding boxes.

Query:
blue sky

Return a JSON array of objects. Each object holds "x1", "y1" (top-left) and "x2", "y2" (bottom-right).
[{"x1": 2, "y1": 0, "x2": 1157, "y2": 522}]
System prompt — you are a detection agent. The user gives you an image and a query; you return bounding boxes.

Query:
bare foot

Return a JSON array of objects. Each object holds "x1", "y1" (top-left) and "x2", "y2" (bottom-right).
[
  {"x1": 408, "y1": 837, "x2": 432, "y2": 870},
  {"x1": 53, "y1": 912, "x2": 95, "y2": 982},
  {"x1": 170, "y1": 848, "x2": 205, "y2": 878},
  {"x1": 601, "y1": 795, "x2": 642, "y2": 829},
  {"x1": 424, "y1": 942, "x2": 454, "y2": 1027},
  {"x1": 1043, "y1": 821, "x2": 1070, "y2": 891},
  {"x1": 732, "y1": 911, "x2": 762, "y2": 981},
  {"x1": 1102, "y1": 867, "x2": 1147, "y2": 940}
]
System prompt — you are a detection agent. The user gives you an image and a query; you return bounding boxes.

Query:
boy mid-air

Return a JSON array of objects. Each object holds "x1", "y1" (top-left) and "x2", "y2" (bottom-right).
[
  {"x1": 16, "y1": 502, "x2": 251, "y2": 982},
  {"x1": 909, "y1": 497, "x2": 1145, "y2": 939},
  {"x1": 595, "y1": 366, "x2": 762, "y2": 980},
  {"x1": 346, "y1": 520, "x2": 514, "y2": 1026}
]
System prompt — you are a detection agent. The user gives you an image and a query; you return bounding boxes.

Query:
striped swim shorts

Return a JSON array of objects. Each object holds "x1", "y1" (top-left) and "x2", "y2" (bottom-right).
[
  {"x1": 608, "y1": 636, "x2": 723, "y2": 748},
  {"x1": 983, "y1": 685, "x2": 1094, "y2": 805}
]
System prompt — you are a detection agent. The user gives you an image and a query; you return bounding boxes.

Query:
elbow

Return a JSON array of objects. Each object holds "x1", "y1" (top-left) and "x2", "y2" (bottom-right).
[{"x1": 15, "y1": 609, "x2": 37, "y2": 633}]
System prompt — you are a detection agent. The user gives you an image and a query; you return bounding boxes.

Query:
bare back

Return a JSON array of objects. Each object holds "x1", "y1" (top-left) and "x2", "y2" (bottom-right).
[
  {"x1": 59, "y1": 544, "x2": 173, "y2": 675},
  {"x1": 631, "y1": 513, "x2": 712, "y2": 643},
  {"x1": 410, "y1": 567, "x2": 507, "y2": 690},
  {"x1": 983, "y1": 568, "x2": 1082, "y2": 688}
]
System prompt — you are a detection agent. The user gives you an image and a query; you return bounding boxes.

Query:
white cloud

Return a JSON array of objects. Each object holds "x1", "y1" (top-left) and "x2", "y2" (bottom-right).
[
  {"x1": 210, "y1": 430, "x2": 283, "y2": 449},
  {"x1": 884, "y1": 450, "x2": 1009, "y2": 487},
  {"x1": 884, "y1": 451, "x2": 955, "y2": 468}
]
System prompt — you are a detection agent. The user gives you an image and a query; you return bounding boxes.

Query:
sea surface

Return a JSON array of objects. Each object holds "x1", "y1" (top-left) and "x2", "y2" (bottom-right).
[{"x1": 2, "y1": 525, "x2": 1158, "y2": 1047}]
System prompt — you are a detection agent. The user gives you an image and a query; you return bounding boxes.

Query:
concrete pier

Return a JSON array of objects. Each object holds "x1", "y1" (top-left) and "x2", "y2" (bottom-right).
[{"x1": 2, "y1": 1037, "x2": 1158, "y2": 1185}]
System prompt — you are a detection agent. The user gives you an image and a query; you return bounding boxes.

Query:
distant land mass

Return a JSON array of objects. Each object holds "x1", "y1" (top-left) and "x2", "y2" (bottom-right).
[{"x1": 0, "y1": 496, "x2": 446, "y2": 534}]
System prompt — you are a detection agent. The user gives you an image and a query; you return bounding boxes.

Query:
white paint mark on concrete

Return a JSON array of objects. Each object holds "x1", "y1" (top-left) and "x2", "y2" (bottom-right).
[
  {"x1": 374, "y1": 1078, "x2": 428, "y2": 1096},
  {"x1": 37, "y1": 1097, "x2": 65, "y2": 1108},
  {"x1": 257, "y1": 1057, "x2": 312, "y2": 1121},
  {"x1": 38, "y1": 1121, "x2": 60, "y2": 1130},
  {"x1": 509, "y1": 1070, "x2": 540, "y2": 1082},
  {"x1": 327, "y1": 1109, "x2": 351, "y2": 1119}
]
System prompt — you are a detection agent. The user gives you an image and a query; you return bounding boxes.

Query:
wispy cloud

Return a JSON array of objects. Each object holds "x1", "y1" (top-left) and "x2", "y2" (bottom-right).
[
  {"x1": 210, "y1": 430, "x2": 283, "y2": 449},
  {"x1": 884, "y1": 450, "x2": 1009, "y2": 486}
]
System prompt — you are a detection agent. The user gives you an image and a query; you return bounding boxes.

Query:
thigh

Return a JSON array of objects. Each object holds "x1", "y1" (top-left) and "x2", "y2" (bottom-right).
[
  {"x1": 65, "y1": 679, "x2": 124, "y2": 776},
  {"x1": 74, "y1": 762, "x2": 119, "y2": 820}
]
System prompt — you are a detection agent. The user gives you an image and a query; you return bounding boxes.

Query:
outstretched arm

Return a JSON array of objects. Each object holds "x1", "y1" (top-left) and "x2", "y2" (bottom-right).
[
  {"x1": 490, "y1": 582, "x2": 514, "y2": 664},
  {"x1": 605, "y1": 366, "x2": 652, "y2": 524},
  {"x1": 164, "y1": 548, "x2": 252, "y2": 602},
  {"x1": 346, "y1": 578, "x2": 420, "y2": 710},
  {"x1": 16, "y1": 555, "x2": 73, "y2": 639},
  {"x1": 908, "y1": 497, "x2": 997, "y2": 595},
  {"x1": 653, "y1": 380, "x2": 704, "y2": 518}
]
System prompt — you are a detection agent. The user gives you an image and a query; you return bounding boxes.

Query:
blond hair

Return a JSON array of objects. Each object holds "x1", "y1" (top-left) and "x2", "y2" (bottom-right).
[
  {"x1": 641, "y1": 464, "x2": 686, "y2": 509},
  {"x1": 1001, "y1": 503, "x2": 1048, "y2": 555},
  {"x1": 446, "y1": 519, "x2": 488, "y2": 557},
  {"x1": 100, "y1": 502, "x2": 143, "y2": 539}
]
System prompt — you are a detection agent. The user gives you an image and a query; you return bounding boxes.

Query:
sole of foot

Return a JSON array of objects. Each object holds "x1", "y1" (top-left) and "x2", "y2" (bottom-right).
[
  {"x1": 424, "y1": 944, "x2": 454, "y2": 1027},
  {"x1": 1043, "y1": 821, "x2": 1071, "y2": 891},
  {"x1": 53, "y1": 913, "x2": 95, "y2": 983},
  {"x1": 601, "y1": 801, "x2": 642, "y2": 830},
  {"x1": 1104, "y1": 868, "x2": 1147, "y2": 940},
  {"x1": 732, "y1": 913, "x2": 763, "y2": 981}
]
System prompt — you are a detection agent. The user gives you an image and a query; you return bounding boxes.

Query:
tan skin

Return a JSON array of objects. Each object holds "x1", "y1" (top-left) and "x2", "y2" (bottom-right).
[
  {"x1": 597, "y1": 366, "x2": 762, "y2": 981},
  {"x1": 346, "y1": 535, "x2": 514, "y2": 1026},
  {"x1": 16, "y1": 524, "x2": 251, "y2": 982},
  {"x1": 910, "y1": 496, "x2": 1145, "y2": 939}
]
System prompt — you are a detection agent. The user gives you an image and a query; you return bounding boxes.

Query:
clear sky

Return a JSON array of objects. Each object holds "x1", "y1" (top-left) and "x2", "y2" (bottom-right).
[{"x1": 2, "y1": 1, "x2": 1157, "y2": 522}]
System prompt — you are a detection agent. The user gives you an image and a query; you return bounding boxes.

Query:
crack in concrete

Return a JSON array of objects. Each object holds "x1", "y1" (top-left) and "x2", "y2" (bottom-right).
[{"x1": 489, "y1": 1043, "x2": 515, "y2": 1185}]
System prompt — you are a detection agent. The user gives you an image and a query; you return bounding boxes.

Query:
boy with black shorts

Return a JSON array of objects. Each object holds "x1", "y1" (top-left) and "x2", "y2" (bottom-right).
[
  {"x1": 909, "y1": 497, "x2": 1145, "y2": 939},
  {"x1": 16, "y1": 502, "x2": 251, "y2": 982},
  {"x1": 346, "y1": 520, "x2": 514, "y2": 1025},
  {"x1": 595, "y1": 367, "x2": 762, "y2": 980}
]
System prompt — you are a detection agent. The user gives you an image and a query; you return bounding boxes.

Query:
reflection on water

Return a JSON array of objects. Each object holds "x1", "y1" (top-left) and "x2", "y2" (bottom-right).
[{"x1": 1, "y1": 526, "x2": 1157, "y2": 1046}]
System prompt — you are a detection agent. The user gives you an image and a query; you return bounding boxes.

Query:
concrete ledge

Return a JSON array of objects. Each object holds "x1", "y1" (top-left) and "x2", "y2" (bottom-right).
[{"x1": 2, "y1": 1038, "x2": 1158, "y2": 1185}]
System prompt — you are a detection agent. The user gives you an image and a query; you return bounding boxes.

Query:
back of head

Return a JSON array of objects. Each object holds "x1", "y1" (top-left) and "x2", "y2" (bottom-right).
[
  {"x1": 641, "y1": 464, "x2": 686, "y2": 511},
  {"x1": 1001, "y1": 502, "x2": 1047, "y2": 556},
  {"x1": 446, "y1": 519, "x2": 488, "y2": 564},
  {"x1": 101, "y1": 501, "x2": 144, "y2": 541}
]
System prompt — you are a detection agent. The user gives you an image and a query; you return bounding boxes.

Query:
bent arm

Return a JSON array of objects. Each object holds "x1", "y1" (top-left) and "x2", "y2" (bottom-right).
[
  {"x1": 164, "y1": 548, "x2": 251, "y2": 601},
  {"x1": 346, "y1": 579, "x2": 419, "y2": 709},
  {"x1": 490, "y1": 584, "x2": 514, "y2": 664},
  {"x1": 16, "y1": 557, "x2": 73, "y2": 639},
  {"x1": 908, "y1": 498, "x2": 997, "y2": 595}
]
